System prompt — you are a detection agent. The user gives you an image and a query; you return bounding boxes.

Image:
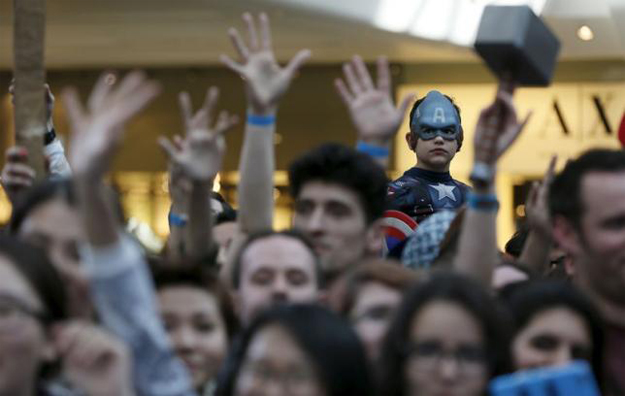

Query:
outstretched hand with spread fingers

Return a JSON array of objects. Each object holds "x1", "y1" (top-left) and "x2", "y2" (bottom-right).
[
  {"x1": 220, "y1": 12, "x2": 311, "y2": 114},
  {"x1": 158, "y1": 87, "x2": 238, "y2": 183},
  {"x1": 335, "y1": 55, "x2": 414, "y2": 145},
  {"x1": 62, "y1": 71, "x2": 161, "y2": 179}
]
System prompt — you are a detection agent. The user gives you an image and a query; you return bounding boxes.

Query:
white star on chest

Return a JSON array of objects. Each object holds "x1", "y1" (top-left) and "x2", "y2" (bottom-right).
[{"x1": 430, "y1": 183, "x2": 457, "y2": 201}]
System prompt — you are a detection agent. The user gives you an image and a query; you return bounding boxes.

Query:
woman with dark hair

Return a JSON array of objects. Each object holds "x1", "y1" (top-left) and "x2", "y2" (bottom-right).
[
  {"x1": 500, "y1": 280, "x2": 604, "y2": 386},
  {"x1": 0, "y1": 235, "x2": 68, "y2": 394},
  {"x1": 216, "y1": 304, "x2": 373, "y2": 396},
  {"x1": 334, "y1": 259, "x2": 420, "y2": 365},
  {"x1": 153, "y1": 263, "x2": 238, "y2": 395},
  {"x1": 9, "y1": 178, "x2": 122, "y2": 319},
  {"x1": 379, "y1": 273, "x2": 512, "y2": 396},
  {"x1": 0, "y1": 236, "x2": 133, "y2": 395}
]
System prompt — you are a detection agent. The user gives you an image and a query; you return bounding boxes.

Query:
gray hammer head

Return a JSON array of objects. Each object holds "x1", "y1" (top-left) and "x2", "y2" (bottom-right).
[{"x1": 474, "y1": 5, "x2": 560, "y2": 86}]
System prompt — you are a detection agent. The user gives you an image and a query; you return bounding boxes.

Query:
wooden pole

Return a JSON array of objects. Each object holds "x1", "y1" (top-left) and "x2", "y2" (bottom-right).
[{"x1": 13, "y1": 0, "x2": 46, "y2": 179}]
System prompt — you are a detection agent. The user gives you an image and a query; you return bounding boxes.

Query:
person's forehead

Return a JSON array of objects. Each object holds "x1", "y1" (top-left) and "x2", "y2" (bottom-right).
[
  {"x1": 246, "y1": 323, "x2": 308, "y2": 364},
  {"x1": 0, "y1": 256, "x2": 43, "y2": 310},
  {"x1": 242, "y1": 235, "x2": 316, "y2": 272},
  {"x1": 19, "y1": 199, "x2": 84, "y2": 240},
  {"x1": 580, "y1": 171, "x2": 625, "y2": 218},
  {"x1": 354, "y1": 281, "x2": 401, "y2": 308},
  {"x1": 410, "y1": 300, "x2": 482, "y2": 340},
  {"x1": 298, "y1": 181, "x2": 363, "y2": 209},
  {"x1": 158, "y1": 286, "x2": 220, "y2": 314}
]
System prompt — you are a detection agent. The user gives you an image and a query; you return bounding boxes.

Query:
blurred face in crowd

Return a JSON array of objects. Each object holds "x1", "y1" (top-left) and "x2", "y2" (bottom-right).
[
  {"x1": 159, "y1": 286, "x2": 228, "y2": 390},
  {"x1": 292, "y1": 181, "x2": 382, "y2": 277},
  {"x1": 17, "y1": 198, "x2": 91, "y2": 318},
  {"x1": 405, "y1": 300, "x2": 488, "y2": 396},
  {"x1": 235, "y1": 323, "x2": 326, "y2": 396},
  {"x1": 350, "y1": 281, "x2": 402, "y2": 363},
  {"x1": 237, "y1": 235, "x2": 319, "y2": 325},
  {"x1": 513, "y1": 306, "x2": 592, "y2": 371},
  {"x1": 556, "y1": 171, "x2": 625, "y2": 306},
  {"x1": 0, "y1": 255, "x2": 51, "y2": 396}
]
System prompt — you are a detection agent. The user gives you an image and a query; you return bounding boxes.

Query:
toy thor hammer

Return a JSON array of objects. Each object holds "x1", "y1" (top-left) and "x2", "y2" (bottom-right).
[{"x1": 470, "y1": 6, "x2": 561, "y2": 187}]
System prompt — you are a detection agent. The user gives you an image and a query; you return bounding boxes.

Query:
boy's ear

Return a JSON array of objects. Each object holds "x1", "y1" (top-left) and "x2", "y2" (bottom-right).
[{"x1": 405, "y1": 132, "x2": 417, "y2": 151}]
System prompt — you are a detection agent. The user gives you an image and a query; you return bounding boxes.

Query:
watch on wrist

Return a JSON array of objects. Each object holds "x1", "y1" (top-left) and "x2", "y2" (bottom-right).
[
  {"x1": 469, "y1": 162, "x2": 495, "y2": 189},
  {"x1": 44, "y1": 127, "x2": 57, "y2": 145}
]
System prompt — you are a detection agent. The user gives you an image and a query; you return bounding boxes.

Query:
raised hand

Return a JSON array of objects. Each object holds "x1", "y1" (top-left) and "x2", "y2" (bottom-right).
[
  {"x1": 55, "y1": 322, "x2": 134, "y2": 396},
  {"x1": 525, "y1": 155, "x2": 557, "y2": 237},
  {"x1": 158, "y1": 87, "x2": 237, "y2": 183},
  {"x1": 335, "y1": 55, "x2": 414, "y2": 145},
  {"x1": 0, "y1": 147, "x2": 35, "y2": 204},
  {"x1": 220, "y1": 12, "x2": 311, "y2": 114},
  {"x1": 62, "y1": 71, "x2": 160, "y2": 179},
  {"x1": 473, "y1": 84, "x2": 532, "y2": 165}
]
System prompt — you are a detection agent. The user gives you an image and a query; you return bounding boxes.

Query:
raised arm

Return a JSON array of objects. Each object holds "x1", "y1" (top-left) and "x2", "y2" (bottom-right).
[
  {"x1": 159, "y1": 87, "x2": 237, "y2": 261},
  {"x1": 335, "y1": 55, "x2": 414, "y2": 168},
  {"x1": 63, "y1": 71, "x2": 195, "y2": 396},
  {"x1": 2, "y1": 84, "x2": 70, "y2": 207},
  {"x1": 220, "y1": 12, "x2": 310, "y2": 234},
  {"x1": 453, "y1": 83, "x2": 531, "y2": 286},
  {"x1": 64, "y1": 71, "x2": 160, "y2": 246},
  {"x1": 518, "y1": 156, "x2": 557, "y2": 275}
]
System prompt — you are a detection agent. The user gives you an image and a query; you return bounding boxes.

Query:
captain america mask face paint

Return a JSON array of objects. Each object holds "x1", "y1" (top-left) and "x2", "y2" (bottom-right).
[{"x1": 411, "y1": 91, "x2": 461, "y2": 142}]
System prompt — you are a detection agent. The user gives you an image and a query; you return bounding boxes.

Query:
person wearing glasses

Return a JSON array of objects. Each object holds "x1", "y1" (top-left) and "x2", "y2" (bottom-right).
[
  {"x1": 0, "y1": 236, "x2": 133, "y2": 396},
  {"x1": 379, "y1": 273, "x2": 512, "y2": 396},
  {"x1": 216, "y1": 304, "x2": 373, "y2": 396}
]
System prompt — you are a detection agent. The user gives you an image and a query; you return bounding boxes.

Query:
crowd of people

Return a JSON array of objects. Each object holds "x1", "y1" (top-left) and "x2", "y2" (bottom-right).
[{"x1": 0, "y1": 11, "x2": 623, "y2": 396}]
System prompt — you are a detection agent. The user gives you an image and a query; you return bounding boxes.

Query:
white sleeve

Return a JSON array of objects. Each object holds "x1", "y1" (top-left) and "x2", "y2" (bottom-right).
[
  {"x1": 82, "y1": 237, "x2": 196, "y2": 396},
  {"x1": 44, "y1": 139, "x2": 72, "y2": 177}
]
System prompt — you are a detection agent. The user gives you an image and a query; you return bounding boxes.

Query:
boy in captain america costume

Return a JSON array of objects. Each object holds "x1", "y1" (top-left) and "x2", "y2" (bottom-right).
[
  {"x1": 332, "y1": 56, "x2": 469, "y2": 254},
  {"x1": 385, "y1": 91, "x2": 470, "y2": 252}
]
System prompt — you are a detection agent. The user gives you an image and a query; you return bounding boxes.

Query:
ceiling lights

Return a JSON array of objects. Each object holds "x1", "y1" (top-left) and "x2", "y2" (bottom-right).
[
  {"x1": 577, "y1": 25, "x2": 594, "y2": 41},
  {"x1": 374, "y1": 0, "x2": 549, "y2": 46}
]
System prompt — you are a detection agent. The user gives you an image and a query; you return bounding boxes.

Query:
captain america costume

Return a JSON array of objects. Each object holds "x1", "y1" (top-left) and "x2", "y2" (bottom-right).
[
  {"x1": 383, "y1": 91, "x2": 470, "y2": 255},
  {"x1": 387, "y1": 167, "x2": 470, "y2": 222},
  {"x1": 384, "y1": 168, "x2": 470, "y2": 253}
]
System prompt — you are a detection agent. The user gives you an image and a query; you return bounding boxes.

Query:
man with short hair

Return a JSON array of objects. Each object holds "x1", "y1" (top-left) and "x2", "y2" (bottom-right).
[
  {"x1": 550, "y1": 149, "x2": 625, "y2": 395},
  {"x1": 289, "y1": 143, "x2": 388, "y2": 281},
  {"x1": 231, "y1": 230, "x2": 322, "y2": 325}
]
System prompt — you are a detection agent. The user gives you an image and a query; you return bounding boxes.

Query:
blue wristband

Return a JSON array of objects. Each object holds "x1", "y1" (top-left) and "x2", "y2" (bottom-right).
[
  {"x1": 247, "y1": 113, "x2": 276, "y2": 127},
  {"x1": 467, "y1": 192, "x2": 499, "y2": 211},
  {"x1": 168, "y1": 212, "x2": 189, "y2": 227},
  {"x1": 356, "y1": 141, "x2": 390, "y2": 158}
]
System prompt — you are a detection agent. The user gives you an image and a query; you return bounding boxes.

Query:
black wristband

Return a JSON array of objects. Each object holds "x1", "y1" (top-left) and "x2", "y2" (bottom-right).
[{"x1": 44, "y1": 127, "x2": 56, "y2": 145}]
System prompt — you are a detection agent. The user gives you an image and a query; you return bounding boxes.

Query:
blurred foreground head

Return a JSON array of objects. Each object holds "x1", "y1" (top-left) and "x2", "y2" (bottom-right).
[
  {"x1": 0, "y1": 236, "x2": 67, "y2": 395},
  {"x1": 379, "y1": 273, "x2": 511, "y2": 396},
  {"x1": 216, "y1": 303, "x2": 372, "y2": 396}
]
